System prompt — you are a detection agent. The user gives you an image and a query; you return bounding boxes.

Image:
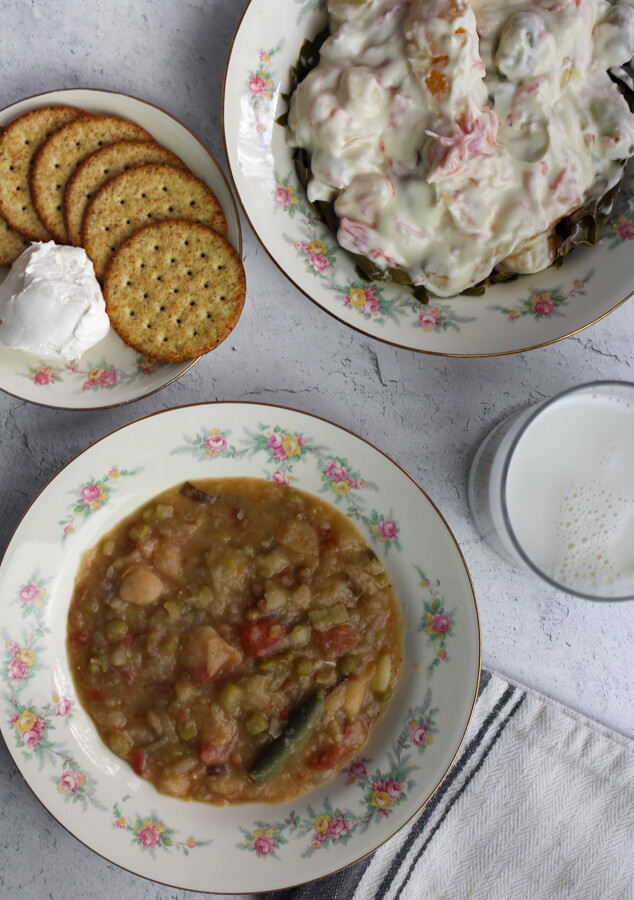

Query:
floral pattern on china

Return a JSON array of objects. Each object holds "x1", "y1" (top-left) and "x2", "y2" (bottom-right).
[
  {"x1": 2, "y1": 574, "x2": 104, "y2": 810},
  {"x1": 173, "y1": 420, "x2": 401, "y2": 550}
]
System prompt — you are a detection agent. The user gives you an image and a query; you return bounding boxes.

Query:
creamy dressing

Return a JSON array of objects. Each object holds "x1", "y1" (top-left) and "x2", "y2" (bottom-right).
[{"x1": 288, "y1": 0, "x2": 634, "y2": 296}]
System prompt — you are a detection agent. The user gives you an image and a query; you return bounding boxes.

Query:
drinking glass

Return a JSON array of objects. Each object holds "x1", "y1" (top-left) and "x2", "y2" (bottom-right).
[{"x1": 468, "y1": 381, "x2": 634, "y2": 600}]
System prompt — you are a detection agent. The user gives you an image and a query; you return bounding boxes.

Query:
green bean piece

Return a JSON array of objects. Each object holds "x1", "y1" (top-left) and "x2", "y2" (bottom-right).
[
  {"x1": 248, "y1": 691, "x2": 324, "y2": 784},
  {"x1": 144, "y1": 735, "x2": 169, "y2": 752}
]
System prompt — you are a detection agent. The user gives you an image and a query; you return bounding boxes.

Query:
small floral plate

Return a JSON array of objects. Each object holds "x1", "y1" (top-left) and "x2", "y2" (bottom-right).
[
  {"x1": 223, "y1": 0, "x2": 634, "y2": 356},
  {"x1": 0, "y1": 89, "x2": 242, "y2": 409},
  {"x1": 0, "y1": 402, "x2": 479, "y2": 893}
]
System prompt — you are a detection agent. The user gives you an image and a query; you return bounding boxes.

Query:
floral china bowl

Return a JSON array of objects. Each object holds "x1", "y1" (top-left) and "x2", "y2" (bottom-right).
[
  {"x1": 223, "y1": 0, "x2": 634, "y2": 357},
  {"x1": 0, "y1": 402, "x2": 480, "y2": 893},
  {"x1": 0, "y1": 89, "x2": 241, "y2": 409}
]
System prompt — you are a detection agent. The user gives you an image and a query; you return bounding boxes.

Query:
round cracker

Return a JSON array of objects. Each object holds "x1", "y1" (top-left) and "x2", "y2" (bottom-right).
[
  {"x1": 0, "y1": 210, "x2": 31, "y2": 267},
  {"x1": 82, "y1": 163, "x2": 228, "y2": 281},
  {"x1": 0, "y1": 105, "x2": 85, "y2": 241},
  {"x1": 64, "y1": 139, "x2": 187, "y2": 247},
  {"x1": 30, "y1": 114, "x2": 151, "y2": 243},
  {"x1": 104, "y1": 219, "x2": 246, "y2": 362}
]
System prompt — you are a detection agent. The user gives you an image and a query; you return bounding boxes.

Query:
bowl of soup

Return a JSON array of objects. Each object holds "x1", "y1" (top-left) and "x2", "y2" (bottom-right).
[{"x1": 0, "y1": 401, "x2": 480, "y2": 892}]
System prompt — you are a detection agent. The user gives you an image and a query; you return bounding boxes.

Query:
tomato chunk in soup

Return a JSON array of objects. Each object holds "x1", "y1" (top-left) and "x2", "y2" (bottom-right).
[{"x1": 67, "y1": 478, "x2": 402, "y2": 804}]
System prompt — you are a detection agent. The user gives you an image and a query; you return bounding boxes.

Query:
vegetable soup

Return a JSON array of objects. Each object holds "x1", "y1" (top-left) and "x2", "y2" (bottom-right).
[{"x1": 67, "y1": 478, "x2": 402, "y2": 804}]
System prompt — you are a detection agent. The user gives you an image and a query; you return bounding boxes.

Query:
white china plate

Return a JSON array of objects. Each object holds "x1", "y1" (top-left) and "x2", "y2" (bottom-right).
[
  {"x1": 223, "y1": 0, "x2": 634, "y2": 357},
  {"x1": 0, "y1": 402, "x2": 480, "y2": 893},
  {"x1": 0, "y1": 88, "x2": 242, "y2": 408}
]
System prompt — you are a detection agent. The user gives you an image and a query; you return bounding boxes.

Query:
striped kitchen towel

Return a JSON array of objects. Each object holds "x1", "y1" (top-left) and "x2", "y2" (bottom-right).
[{"x1": 271, "y1": 671, "x2": 633, "y2": 900}]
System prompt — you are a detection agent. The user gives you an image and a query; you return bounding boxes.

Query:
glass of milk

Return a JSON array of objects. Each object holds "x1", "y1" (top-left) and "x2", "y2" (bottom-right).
[{"x1": 468, "y1": 381, "x2": 634, "y2": 600}]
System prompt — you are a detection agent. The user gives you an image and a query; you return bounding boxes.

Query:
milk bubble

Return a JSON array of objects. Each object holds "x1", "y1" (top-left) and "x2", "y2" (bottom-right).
[{"x1": 504, "y1": 388, "x2": 634, "y2": 597}]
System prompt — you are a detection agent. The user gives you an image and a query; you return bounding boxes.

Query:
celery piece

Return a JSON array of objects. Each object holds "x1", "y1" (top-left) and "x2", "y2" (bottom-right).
[
  {"x1": 314, "y1": 667, "x2": 337, "y2": 686},
  {"x1": 174, "y1": 677, "x2": 195, "y2": 703},
  {"x1": 104, "y1": 619, "x2": 128, "y2": 642},
  {"x1": 256, "y1": 548, "x2": 289, "y2": 578},
  {"x1": 163, "y1": 600, "x2": 180, "y2": 622},
  {"x1": 219, "y1": 682, "x2": 242, "y2": 716},
  {"x1": 260, "y1": 585, "x2": 288, "y2": 612},
  {"x1": 186, "y1": 585, "x2": 214, "y2": 610},
  {"x1": 288, "y1": 623, "x2": 311, "y2": 647},
  {"x1": 308, "y1": 602, "x2": 350, "y2": 632}
]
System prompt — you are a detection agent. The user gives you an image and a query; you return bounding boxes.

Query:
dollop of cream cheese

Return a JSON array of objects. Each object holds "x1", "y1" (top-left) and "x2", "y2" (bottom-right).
[
  {"x1": 288, "y1": 0, "x2": 634, "y2": 296},
  {"x1": 0, "y1": 242, "x2": 110, "y2": 361}
]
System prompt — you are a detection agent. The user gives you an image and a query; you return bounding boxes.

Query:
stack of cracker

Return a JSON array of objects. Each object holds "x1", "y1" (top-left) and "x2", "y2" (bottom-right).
[{"x1": 0, "y1": 103, "x2": 245, "y2": 362}]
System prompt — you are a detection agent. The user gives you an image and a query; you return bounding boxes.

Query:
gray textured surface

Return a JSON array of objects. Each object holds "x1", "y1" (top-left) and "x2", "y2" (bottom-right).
[{"x1": 0, "y1": 1, "x2": 632, "y2": 897}]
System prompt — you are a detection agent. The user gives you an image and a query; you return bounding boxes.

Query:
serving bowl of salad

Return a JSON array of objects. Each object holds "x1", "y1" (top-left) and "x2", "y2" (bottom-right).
[
  {"x1": 223, "y1": 0, "x2": 634, "y2": 356},
  {"x1": 0, "y1": 402, "x2": 480, "y2": 892}
]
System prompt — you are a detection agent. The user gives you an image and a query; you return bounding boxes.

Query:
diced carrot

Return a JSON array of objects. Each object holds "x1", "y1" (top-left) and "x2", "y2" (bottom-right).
[
  {"x1": 239, "y1": 618, "x2": 286, "y2": 657},
  {"x1": 192, "y1": 666, "x2": 210, "y2": 684},
  {"x1": 199, "y1": 740, "x2": 234, "y2": 766},
  {"x1": 119, "y1": 667, "x2": 134, "y2": 687},
  {"x1": 68, "y1": 629, "x2": 90, "y2": 646},
  {"x1": 316, "y1": 624, "x2": 356, "y2": 659},
  {"x1": 130, "y1": 747, "x2": 146, "y2": 776},
  {"x1": 306, "y1": 742, "x2": 348, "y2": 771},
  {"x1": 306, "y1": 718, "x2": 369, "y2": 770},
  {"x1": 425, "y1": 69, "x2": 450, "y2": 98}
]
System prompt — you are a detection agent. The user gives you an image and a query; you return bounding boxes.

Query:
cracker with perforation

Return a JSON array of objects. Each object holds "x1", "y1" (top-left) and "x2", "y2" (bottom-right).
[
  {"x1": 0, "y1": 211, "x2": 31, "y2": 267},
  {"x1": 0, "y1": 105, "x2": 85, "y2": 241},
  {"x1": 30, "y1": 114, "x2": 151, "y2": 243},
  {"x1": 82, "y1": 163, "x2": 227, "y2": 281},
  {"x1": 103, "y1": 219, "x2": 245, "y2": 362},
  {"x1": 64, "y1": 139, "x2": 186, "y2": 247}
]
